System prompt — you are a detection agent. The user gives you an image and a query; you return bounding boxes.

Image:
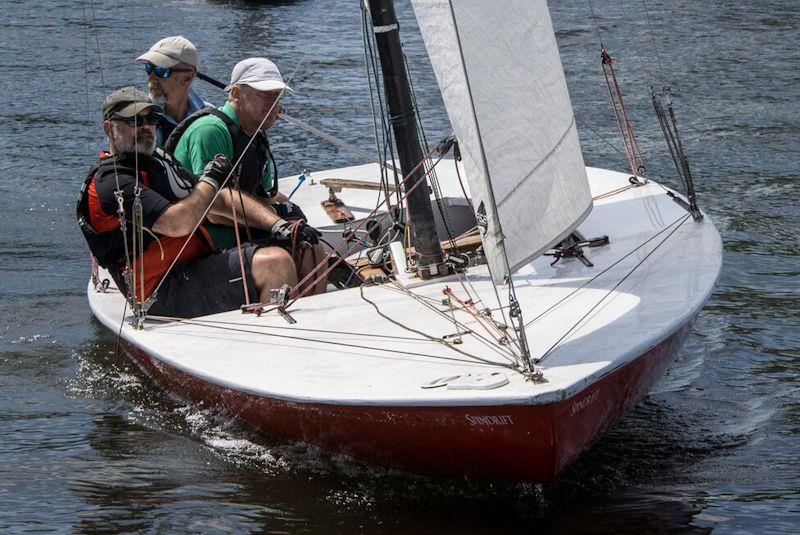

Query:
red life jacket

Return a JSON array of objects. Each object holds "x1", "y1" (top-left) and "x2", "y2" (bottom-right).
[{"x1": 77, "y1": 150, "x2": 213, "y2": 299}]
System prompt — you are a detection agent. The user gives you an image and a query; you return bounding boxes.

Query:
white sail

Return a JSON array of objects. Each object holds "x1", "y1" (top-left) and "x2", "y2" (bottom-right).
[{"x1": 411, "y1": 0, "x2": 592, "y2": 283}]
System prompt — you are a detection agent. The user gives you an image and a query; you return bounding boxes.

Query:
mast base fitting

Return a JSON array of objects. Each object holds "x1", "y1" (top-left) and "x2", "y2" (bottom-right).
[{"x1": 417, "y1": 260, "x2": 451, "y2": 280}]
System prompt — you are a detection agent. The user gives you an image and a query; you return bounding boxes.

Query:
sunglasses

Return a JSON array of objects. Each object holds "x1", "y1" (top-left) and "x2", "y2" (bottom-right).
[
  {"x1": 110, "y1": 112, "x2": 162, "y2": 127},
  {"x1": 145, "y1": 62, "x2": 194, "y2": 79}
]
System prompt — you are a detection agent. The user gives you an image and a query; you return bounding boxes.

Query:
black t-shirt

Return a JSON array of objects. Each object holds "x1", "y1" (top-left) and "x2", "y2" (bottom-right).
[{"x1": 93, "y1": 150, "x2": 198, "y2": 228}]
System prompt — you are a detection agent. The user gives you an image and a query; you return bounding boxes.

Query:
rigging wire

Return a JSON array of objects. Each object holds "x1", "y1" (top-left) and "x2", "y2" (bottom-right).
[
  {"x1": 535, "y1": 214, "x2": 691, "y2": 362},
  {"x1": 525, "y1": 212, "x2": 688, "y2": 329},
  {"x1": 362, "y1": 3, "x2": 404, "y2": 222},
  {"x1": 641, "y1": 0, "x2": 667, "y2": 83},
  {"x1": 378, "y1": 281, "x2": 520, "y2": 362},
  {"x1": 283, "y1": 146, "x2": 447, "y2": 309},
  {"x1": 359, "y1": 286, "x2": 516, "y2": 368},
  {"x1": 401, "y1": 50, "x2": 458, "y2": 250},
  {"x1": 146, "y1": 314, "x2": 510, "y2": 368},
  {"x1": 361, "y1": 5, "x2": 395, "y2": 223},
  {"x1": 147, "y1": 314, "x2": 464, "y2": 343},
  {"x1": 81, "y1": 0, "x2": 141, "y2": 324}
]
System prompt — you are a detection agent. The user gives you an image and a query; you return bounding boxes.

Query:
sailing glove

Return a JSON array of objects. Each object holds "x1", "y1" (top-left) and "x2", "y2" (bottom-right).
[
  {"x1": 273, "y1": 200, "x2": 307, "y2": 221},
  {"x1": 271, "y1": 218, "x2": 322, "y2": 245},
  {"x1": 199, "y1": 154, "x2": 233, "y2": 192}
]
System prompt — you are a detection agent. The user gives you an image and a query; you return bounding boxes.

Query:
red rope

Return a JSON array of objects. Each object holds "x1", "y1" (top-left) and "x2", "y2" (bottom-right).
[
  {"x1": 442, "y1": 286, "x2": 507, "y2": 344},
  {"x1": 453, "y1": 157, "x2": 474, "y2": 213},
  {"x1": 601, "y1": 48, "x2": 646, "y2": 177},
  {"x1": 592, "y1": 183, "x2": 637, "y2": 200},
  {"x1": 278, "y1": 147, "x2": 445, "y2": 311},
  {"x1": 228, "y1": 188, "x2": 251, "y2": 305}
]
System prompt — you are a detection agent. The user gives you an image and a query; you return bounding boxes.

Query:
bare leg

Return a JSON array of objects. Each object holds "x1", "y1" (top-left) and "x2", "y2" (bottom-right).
[
  {"x1": 297, "y1": 243, "x2": 327, "y2": 296},
  {"x1": 250, "y1": 246, "x2": 297, "y2": 304}
]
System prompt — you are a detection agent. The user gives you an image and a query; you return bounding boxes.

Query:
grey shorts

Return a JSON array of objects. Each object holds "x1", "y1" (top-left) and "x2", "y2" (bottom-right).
[{"x1": 147, "y1": 241, "x2": 271, "y2": 318}]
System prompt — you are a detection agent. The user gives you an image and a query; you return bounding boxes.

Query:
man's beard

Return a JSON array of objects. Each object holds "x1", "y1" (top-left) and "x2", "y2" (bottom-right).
[
  {"x1": 148, "y1": 84, "x2": 167, "y2": 105},
  {"x1": 111, "y1": 127, "x2": 156, "y2": 155}
]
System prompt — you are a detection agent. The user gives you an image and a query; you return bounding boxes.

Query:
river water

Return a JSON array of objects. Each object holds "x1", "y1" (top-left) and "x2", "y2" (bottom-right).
[{"x1": 1, "y1": 0, "x2": 798, "y2": 532}]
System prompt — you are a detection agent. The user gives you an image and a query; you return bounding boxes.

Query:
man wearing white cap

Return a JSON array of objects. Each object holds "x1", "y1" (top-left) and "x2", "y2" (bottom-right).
[
  {"x1": 136, "y1": 35, "x2": 209, "y2": 145},
  {"x1": 170, "y1": 57, "x2": 327, "y2": 294},
  {"x1": 171, "y1": 58, "x2": 299, "y2": 246}
]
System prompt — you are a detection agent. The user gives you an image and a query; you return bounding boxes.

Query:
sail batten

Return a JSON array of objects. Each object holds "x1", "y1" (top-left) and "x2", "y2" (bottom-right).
[{"x1": 412, "y1": 0, "x2": 593, "y2": 282}]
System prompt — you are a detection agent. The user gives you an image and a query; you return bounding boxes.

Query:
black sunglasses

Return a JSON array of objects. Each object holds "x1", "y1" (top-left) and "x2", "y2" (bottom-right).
[
  {"x1": 110, "y1": 112, "x2": 163, "y2": 127},
  {"x1": 145, "y1": 62, "x2": 194, "y2": 79}
]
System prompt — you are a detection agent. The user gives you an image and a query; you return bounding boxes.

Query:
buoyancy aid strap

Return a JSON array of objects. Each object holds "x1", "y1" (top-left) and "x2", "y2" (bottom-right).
[
  {"x1": 164, "y1": 106, "x2": 278, "y2": 197},
  {"x1": 163, "y1": 106, "x2": 241, "y2": 155}
]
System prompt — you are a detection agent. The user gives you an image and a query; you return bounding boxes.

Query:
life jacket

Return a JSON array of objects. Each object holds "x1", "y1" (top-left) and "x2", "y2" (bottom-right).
[
  {"x1": 77, "y1": 150, "x2": 213, "y2": 299},
  {"x1": 163, "y1": 106, "x2": 279, "y2": 198},
  {"x1": 77, "y1": 152, "x2": 136, "y2": 271}
]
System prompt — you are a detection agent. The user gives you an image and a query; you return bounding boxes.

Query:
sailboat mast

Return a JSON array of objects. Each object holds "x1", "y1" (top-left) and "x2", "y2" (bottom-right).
[{"x1": 367, "y1": 0, "x2": 444, "y2": 277}]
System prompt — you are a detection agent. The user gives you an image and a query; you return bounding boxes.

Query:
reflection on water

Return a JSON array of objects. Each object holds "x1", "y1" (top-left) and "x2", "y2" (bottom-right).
[{"x1": 0, "y1": 0, "x2": 798, "y2": 532}]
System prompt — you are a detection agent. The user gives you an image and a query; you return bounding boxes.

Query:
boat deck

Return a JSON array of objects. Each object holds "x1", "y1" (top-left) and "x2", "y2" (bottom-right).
[{"x1": 89, "y1": 162, "x2": 722, "y2": 407}]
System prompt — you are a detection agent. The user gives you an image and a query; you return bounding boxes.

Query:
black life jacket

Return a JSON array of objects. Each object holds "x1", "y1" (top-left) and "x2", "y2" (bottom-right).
[
  {"x1": 76, "y1": 149, "x2": 203, "y2": 272},
  {"x1": 163, "y1": 106, "x2": 279, "y2": 198},
  {"x1": 77, "y1": 154, "x2": 131, "y2": 271}
]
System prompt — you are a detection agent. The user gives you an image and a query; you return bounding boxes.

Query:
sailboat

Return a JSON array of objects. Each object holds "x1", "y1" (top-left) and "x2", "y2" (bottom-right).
[{"x1": 87, "y1": 0, "x2": 722, "y2": 482}]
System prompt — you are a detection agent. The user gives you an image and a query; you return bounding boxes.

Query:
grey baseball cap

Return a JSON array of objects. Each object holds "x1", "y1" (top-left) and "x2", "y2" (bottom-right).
[
  {"x1": 136, "y1": 35, "x2": 198, "y2": 69},
  {"x1": 101, "y1": 86, "x2": 162, "y2": 119},
  {"x1": 226, "y1": 57, "x2": 292, "y2": 92}
]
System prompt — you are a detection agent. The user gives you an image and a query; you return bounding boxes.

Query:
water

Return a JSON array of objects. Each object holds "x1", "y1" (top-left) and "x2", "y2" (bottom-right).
[{"x1": 1, "y1": 0, "x2": 798, "y2": 532}]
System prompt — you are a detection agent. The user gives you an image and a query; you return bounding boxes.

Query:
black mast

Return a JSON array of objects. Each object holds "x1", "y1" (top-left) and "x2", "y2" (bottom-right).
[{"x1": 367, "y1": 0, "x2": 444, "y2": 277}]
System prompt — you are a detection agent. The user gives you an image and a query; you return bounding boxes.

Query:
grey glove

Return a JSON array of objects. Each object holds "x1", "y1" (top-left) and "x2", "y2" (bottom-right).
[
  {"x1": 198, "y1": 154, "x2": 233, "y2": 191},
  {"x1": 270, "y1": 218, "x2": 321, "y2": 245}
]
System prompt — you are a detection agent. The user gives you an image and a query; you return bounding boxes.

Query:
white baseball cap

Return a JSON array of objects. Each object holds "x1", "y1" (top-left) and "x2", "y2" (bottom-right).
[
  {"x1": 226, "y1": 57, "x2": 293, "y2": 93},
  {"x1": 136, "y1": 36, "x2": 198, "y2": 69}
]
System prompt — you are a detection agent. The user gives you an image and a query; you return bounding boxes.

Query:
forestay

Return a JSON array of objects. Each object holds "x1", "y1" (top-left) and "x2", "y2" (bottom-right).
[{"x1": 411, "y1": 0, "x2": 592, "y2": 283}]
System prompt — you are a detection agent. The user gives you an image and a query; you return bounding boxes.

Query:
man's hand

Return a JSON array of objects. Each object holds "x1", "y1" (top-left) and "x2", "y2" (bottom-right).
[
  {"x1": 271, "y1": 218, "x2": 322, "y2": 245},
  {"x1": 199, "y1": 154, "x2": 233, "y2": 191},
  {"x1": 273, "y1": 200, "x2": 307, "y2": 221}
]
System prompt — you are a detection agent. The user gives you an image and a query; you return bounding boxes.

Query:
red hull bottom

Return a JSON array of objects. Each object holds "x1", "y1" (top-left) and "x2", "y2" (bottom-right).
[{"x1": 122, "y1": 321, "x2": 692, "y2": 482}]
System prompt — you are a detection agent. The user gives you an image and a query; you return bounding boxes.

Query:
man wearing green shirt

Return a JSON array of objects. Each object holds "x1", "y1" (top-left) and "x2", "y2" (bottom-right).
[{"x1": 173, "y1": 57, "x2": 326, "y2": 294}]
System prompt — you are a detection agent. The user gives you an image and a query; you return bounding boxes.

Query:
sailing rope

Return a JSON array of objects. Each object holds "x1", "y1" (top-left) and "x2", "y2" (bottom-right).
[
  {"x1": 378, "y1": 282, "x2": 521, "y2": 363},
  {"x1": 377, "y1": 281, "x2": 517, "y2": 361},
  {"x1": 442, "y1": 286, "x2": 510, "y2": 346},
  {"x1": 228, "y1": 186, "x2": 251, "y2": 305},
  {"x1": 359, "y1": 286, "x2": 517, "y2": 369},
  {"x1": 279, "y1": 145, "x2": 448, "y2": 311},
  {"x1": 587, "y1": 0, "x2": 646, "y2": 179},
  {"x1": 584, "y1": 0, "x2": 704, "y2": 223},
  {"x1": 601, "y1": 48, "x2": 646, "y2": 178}
]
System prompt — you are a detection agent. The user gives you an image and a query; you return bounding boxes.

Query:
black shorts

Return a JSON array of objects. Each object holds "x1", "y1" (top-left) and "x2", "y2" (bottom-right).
[{"x1": 147, "y1": 240, "x2": 282, "y2": 318}]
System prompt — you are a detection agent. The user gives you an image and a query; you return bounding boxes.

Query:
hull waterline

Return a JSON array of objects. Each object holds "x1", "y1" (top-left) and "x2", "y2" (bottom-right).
[{"x1": 119, "y1": 318, "x2": 693, "y2": 482}]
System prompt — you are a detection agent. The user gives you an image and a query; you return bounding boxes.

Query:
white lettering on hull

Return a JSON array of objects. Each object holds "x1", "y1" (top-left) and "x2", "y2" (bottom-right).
[
  {"x1": 465, "y1": 414, "x2": 514, "y2": 426},
  {"x1": 570, "y1": 390, "x2": 599, "y2": 417}
]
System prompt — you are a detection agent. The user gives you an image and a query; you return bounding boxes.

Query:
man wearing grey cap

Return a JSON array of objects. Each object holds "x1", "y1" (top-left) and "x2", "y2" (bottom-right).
[
  {"x1": 136, "y1": 35, "x2": 210, "y2": 145},
  {"x1": 77, "y1": 86, "x2": 313, "y2": 318}
]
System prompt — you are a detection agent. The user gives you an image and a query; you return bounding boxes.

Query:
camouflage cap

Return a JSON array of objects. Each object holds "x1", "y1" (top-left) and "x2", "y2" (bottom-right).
[{"x1": 101, "y1": 86, "x2": 162, "y2": 119}]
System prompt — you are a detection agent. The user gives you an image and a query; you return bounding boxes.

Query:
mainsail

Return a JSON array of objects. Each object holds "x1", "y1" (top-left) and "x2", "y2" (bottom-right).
[{"x1": 411, "y1": 0, "x2": 592, "y2": 283}]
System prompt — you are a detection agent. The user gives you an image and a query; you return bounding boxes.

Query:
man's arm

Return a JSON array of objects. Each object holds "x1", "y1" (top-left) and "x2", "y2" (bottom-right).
[
  {"x1": 208, "y1": 189, "x2": 281, "y2": 230},
  {"x1": 152, "y1": 181, "x2": 218, "y2": 237},
  {"x1": 154, "y1": 155, "x2": 281, "y2": 236}
]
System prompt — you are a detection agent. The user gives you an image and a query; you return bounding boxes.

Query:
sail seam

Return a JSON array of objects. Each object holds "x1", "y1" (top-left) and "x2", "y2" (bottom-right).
[{"x1": 496, "y1": 115, "x2": 576, "y2": 209}]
